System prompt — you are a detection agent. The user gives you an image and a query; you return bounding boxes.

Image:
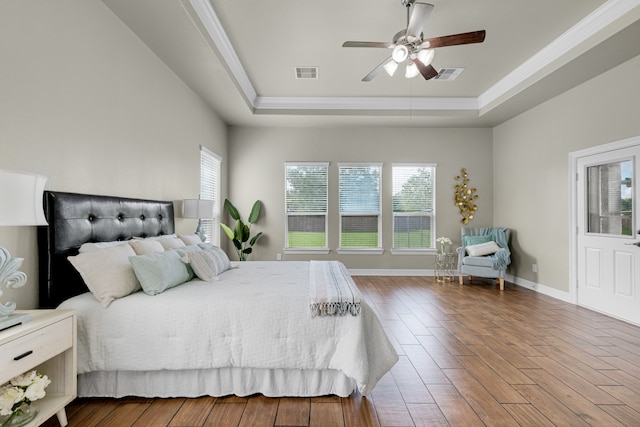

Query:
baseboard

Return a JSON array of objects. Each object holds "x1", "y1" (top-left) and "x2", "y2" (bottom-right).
[
  {"x1": 504, "y1": 274, "x2": 574, "y2": 303},
  {"x1": 347, "y1": 268, "x2": 574, "y2": 304},
  {"x1": 348, "y1": 269, "x2": 432, "y2": 276}
]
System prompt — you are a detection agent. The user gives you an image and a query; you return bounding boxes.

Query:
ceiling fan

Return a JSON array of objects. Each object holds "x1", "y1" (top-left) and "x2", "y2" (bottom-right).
[{"x1": 342, "y1": 0, "x2": 486, "y2": 81}]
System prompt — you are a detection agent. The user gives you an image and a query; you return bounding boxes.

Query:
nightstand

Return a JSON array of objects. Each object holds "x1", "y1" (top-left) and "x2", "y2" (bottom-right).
[{"x1": 0, "y1": 310, "x2": 76, "y2": 427}]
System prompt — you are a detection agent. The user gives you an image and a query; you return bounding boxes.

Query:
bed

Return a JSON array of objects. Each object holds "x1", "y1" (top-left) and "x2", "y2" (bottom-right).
[{"x1": 37, "y1": 191, "x2": 398, "y2": 398}]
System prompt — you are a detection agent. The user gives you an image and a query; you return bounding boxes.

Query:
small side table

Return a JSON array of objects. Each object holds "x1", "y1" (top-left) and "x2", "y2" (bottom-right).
[{"x1": 434, "y1": 253, "x2": 457, "y2": 282}]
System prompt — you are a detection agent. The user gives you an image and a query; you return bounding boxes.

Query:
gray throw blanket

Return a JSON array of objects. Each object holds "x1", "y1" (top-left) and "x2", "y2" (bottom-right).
[{"x1": 309, "y1": 260, "x2": 362, "y2": 317}]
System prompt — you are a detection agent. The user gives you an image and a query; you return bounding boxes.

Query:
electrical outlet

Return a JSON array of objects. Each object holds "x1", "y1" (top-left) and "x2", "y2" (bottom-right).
[
  {"x1": 276, "y1": 253, "x2": 282, "y2": 261},
  {"x1": 532, "y1": 263, "x2": 538, "y2": 273}
]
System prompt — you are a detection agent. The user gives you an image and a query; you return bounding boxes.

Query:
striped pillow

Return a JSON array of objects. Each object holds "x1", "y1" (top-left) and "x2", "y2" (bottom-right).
[{"x1": 183, "y1": 247, "x2": 231, "y2": 281}]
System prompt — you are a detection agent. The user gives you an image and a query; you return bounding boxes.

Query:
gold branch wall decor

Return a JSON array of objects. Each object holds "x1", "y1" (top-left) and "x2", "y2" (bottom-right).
[{"x1": 454, "y1": 167, "x2": 478, "y2": 224}]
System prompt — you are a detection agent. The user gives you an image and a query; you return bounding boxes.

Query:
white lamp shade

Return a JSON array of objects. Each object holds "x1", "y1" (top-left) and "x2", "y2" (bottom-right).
[
  {"x1": 383, "y1": 60, "x2": 399, "y2": 77},
  {"x1": 391, "y1": 45, "x2": 409, "y2": 63},
  {"x1": 405, "y1": 62, "x2": 420, "y2": 79},
  {"x1": 182, "y1": 199, "x2": 214, "y2": 219},
  {"x1": 417, "y1": 49, "x2": 435, "y2": 66},
  {"x1": 0, "y1": 169, "x2": 48, "y2": 226}
]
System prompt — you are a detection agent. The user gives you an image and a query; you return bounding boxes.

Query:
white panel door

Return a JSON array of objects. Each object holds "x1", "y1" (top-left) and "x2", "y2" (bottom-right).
[{"x1": 577, "y1": 146, "x2": 640, "y2": 324}]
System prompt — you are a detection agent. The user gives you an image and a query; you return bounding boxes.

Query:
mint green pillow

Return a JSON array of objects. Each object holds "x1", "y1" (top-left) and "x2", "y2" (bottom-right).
[
  {"x1": 129, "y1": 250, "x2": 192, "y2": 295},
  {"x1": 462, "y1": 235, "x2": 494, "y2": 247}
]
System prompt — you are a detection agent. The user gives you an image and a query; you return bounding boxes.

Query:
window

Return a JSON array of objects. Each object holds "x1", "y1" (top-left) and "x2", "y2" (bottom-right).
[
  {"x1": 200, "y1": 146, "x2": 221, "y2": 244},
  {"x1": 392, "y1": 164, "x2": 436, "y2": 251},
  {"x1": 338, "y1": 163, "x2": 382, "y2": 252},
  {"x1": 587, "y1": 159, "x2": 632, "y2": 235},
  {"x1": 285, "y1": 163, "x2": 329, "y2": 252}
]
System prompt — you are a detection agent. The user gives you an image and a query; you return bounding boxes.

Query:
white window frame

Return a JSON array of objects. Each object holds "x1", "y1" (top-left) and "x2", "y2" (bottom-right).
[
  {"x1": 284, "y1": 162, "x2": 330, "y2": 255},
  {"x1": 337, "y1": 163, "x2": 383, "y2": 255},
  {"x1": 391, "y1": 163, "x2": 437, "y2": 255},
  {"x1": 199, "y1": 145, "x2": 221, "y2": 245}
]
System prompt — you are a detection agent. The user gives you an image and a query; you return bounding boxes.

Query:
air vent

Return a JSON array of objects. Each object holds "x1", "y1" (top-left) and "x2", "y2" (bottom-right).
[
  {"x1": 433, "y1": 67, "x2": 465, "y2": 81},
  {"x1": 295, "y1": 66, "x2": 319, "y2": 79}
]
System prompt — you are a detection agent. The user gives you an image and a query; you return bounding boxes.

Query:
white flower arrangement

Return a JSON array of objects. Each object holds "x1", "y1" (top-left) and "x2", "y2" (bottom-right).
[
  {"x1": 435, "y1": 236, "x2": 452, "y2": 254},
  {"x1": 0, "y1": 370, "x2": 50, "y2": 417},
  {"x1": 435, "y1": 237, "x2": 452, "y2": 246}
]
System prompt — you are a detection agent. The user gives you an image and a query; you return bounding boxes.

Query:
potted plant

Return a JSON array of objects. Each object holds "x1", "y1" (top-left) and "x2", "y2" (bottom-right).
[{"x1": 220, "y1": 199, "x2": 263, "y2": 261}]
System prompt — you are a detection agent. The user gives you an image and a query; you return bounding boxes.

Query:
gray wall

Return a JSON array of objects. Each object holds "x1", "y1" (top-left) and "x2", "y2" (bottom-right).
[
  {"x1": 227, "y1": 127, "x2": 493, "y2": 269},
  {"x1": 494, "y1": 54, "x2": 640, "y2": 293},
  {"x1": 0, "y1": 0, "x2": 227, "y2": 309}
]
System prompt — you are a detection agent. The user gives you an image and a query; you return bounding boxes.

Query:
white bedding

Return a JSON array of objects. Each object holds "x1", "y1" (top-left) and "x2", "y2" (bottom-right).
[{"x1": 59, "y1": 261, "x2": 398, "y2": 397}]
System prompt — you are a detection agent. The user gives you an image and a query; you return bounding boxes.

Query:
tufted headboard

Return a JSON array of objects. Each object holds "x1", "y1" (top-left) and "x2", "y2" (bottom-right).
[{"x1": 37, "y1": 191, "x2": 175, "y2": 308}]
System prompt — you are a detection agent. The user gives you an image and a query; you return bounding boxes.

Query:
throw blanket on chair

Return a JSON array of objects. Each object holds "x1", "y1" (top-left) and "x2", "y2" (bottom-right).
[{"x1": 309, "y1": 260, "x2": 362, "y2": 317}]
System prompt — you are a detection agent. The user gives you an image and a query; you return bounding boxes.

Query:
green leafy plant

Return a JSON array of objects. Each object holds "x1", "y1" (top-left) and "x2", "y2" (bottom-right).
[{"x1": 220, "y1": 199, "x2": 263, "y2": 261}]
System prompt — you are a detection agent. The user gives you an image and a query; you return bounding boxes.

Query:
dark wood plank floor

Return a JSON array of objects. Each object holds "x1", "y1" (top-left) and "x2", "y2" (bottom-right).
[{"x1": 42, "y1": 276, "x2": 640, "y2": 426}]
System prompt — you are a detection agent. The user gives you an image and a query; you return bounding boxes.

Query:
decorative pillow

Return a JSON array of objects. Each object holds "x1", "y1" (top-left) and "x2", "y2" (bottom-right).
[
  {"x1": 133, "y1": 234, "x2": 177, "y2": 240},
  {"x1": 78, "y1": 240, "x2": 129, "y2": 253},
  {"x1": 183, "y1": 246, "x2": 231, "y2": 282},
  {"x1": 462, "y1": 235, "x2": 494, "y2": 247},
  {"x1": 466, "y1": 241, "x2": 501, "y2": 257},
  {"x1": 179, "y1": 234, "x2": 203, "y2": 245},
  {"x1": 158, "y1": 237, "x2": 186, "y2": 250},
  {"x1": 129, "y1": 250, "x2": 193, "y2": 296},
  {"x1": 68, "y1": 244, "x2": 141, "y2": 307},
  {"x1": 129, "y1": 239, "x2": 165, "y2": 255}
]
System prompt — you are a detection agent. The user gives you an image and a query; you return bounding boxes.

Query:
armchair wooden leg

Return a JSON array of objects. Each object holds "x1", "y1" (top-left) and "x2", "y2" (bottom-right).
[
  {"x1": 458, "y1": 274, "x2": 463, "y2": 285},
  {"x1": 498, "y1": 278, "x2": 504, "y2": 291}
]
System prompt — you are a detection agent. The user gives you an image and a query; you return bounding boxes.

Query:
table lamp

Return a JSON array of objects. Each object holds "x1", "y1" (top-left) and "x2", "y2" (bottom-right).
[
  {"x1": 0, "y1": 169, "x2": 48, "y2": 331},
  {"x1": 182, "y1": 198, "x2": 214, "y2": 242}
]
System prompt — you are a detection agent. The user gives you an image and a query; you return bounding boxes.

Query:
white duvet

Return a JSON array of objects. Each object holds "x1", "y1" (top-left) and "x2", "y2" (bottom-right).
[{"x1": 59, "y1": 261, "x2": 398, "y2": 395}]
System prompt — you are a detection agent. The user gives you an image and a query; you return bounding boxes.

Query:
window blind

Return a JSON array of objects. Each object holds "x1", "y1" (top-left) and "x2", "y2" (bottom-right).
[
  {"x1": 392, "y1": 164, "x2": 435, "y2": 249},
  {"x1": 338, "y1": 164, "x2": 382, "y2": 248},
  {"x1": 285, "y1": 163, "x2": 328, "y2": 248},
  {"x1": 200, "y1": 146, "x2": 221, "y2": 244}
]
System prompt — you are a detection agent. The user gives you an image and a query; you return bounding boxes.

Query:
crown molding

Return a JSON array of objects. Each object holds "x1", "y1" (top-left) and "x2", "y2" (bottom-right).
[
  {"x1": 189, "y1": 0, "x2": 257, "y2": 105},
  {"x1": 478, "y1": 0, "x2": 640, "y2": 114},
  {"x1": 253, "y1": 96, "x2": 478, "y2": 112},
  {"x1": 191, "y1": 0, "x2": 640, "y2": 118}
]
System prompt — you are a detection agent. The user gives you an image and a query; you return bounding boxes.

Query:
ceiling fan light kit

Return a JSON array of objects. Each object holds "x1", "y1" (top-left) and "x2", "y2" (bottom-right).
[{"x1": 342, "y1": 0, "x2": 486, "y2": 82}]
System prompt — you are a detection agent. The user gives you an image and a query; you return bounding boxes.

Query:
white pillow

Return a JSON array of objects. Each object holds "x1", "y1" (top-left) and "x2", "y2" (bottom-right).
[
  {"x1": 133, "y1": 234, "x2": 177, "y2": 240},
  {"x1": 159, "y1": 237, "x2": 186, "y2": 250},
  {"x1": 129, "y1": 239, "x2": 165, "y2": 255},
  {"x1": 178, "y1": 234, "x2": 203, "y2": 245},
  {"x1": 68, "y1": 244, "x2": 141, "y2": 307},
  {"x1": 78, "y1": 241, "x2": 128, "y2": 253},
  {"x1": 466, "y1": 241, "x2": 501, "y2": 257}
]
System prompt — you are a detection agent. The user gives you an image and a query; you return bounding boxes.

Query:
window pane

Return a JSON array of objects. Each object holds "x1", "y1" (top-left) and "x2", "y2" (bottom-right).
[
  {"x1": 339, "y1": 164, "x2": 382, "y2": 249},
  {"x1": 287, "y1": 215, "x2": 326, "y2": 247},
  {"x1": 341, "y1": 215, "x2": 379, "y2": 247},
  {"x1": 200, "y1": 147, "x2": 221, "y2": 244},
  {"x1": 285, "y1": 163, "x2": 328, "y2": 248},
  {"x1": 392, "y1": 165, "x2": 435, "y2": 249},
  {"x1": 587, "y1": 160, "x2": 632, "y2": 235},
  {"x1": 394, "y1": 215, "x2": 432, "y2": 248}
]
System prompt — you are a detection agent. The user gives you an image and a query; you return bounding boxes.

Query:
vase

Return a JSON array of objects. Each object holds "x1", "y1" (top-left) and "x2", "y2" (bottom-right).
[
  {"x1": 0, "y1": 404, "x2": 38, "y2": 427},
  {"x1": 439, "y1": 243, "x2": 446, "y2": 255}
]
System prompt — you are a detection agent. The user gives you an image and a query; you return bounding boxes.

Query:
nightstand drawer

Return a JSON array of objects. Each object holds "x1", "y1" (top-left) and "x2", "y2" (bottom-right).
[{"x1": 0, "y1": 317, "x2": 73, "y2": 384}]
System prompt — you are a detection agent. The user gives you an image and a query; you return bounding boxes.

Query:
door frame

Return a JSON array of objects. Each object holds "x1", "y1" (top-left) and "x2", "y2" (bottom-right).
[{"x1": 569, "y1": 135, "x2": 640, "y2": 308}]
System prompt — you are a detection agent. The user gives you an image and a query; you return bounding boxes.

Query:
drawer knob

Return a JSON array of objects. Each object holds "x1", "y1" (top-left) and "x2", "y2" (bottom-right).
[{"x1": 13, "y1": 350, "x2": 33, "y2": 361}]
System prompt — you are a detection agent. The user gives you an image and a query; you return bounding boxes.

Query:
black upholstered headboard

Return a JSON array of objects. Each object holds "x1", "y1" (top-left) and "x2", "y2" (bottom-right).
[{"x1": 38, "y1": 191, "x2": 175, "y2": 308}]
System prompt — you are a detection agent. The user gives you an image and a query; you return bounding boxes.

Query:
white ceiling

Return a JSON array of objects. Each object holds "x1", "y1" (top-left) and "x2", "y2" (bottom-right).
[{"x1": 102, "y1": 0, "x2": 640, "y2": 128}]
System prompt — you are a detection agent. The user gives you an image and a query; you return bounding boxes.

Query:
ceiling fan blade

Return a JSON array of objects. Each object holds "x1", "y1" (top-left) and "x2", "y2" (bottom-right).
[
  {"x1": 361, "y1": 56, "x2": 393, "y2": 82},
  {"x1": 412, "y1": 58, "x2": 439, "y2": 81},
  {"x1": 406, "y1": 2, "x2": 434, "y2": 40},
  {"x1": 342, "y1": 41, "x2": 395, "y2": 48},
  {"x1": 421, "y1": 30, "x2": 486, "y2": 49}
]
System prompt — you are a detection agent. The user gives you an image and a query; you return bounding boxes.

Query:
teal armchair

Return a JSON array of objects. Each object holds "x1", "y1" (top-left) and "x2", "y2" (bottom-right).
[{"x1": 456, "y1": 227, "x2": 511, "y2": 290}]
